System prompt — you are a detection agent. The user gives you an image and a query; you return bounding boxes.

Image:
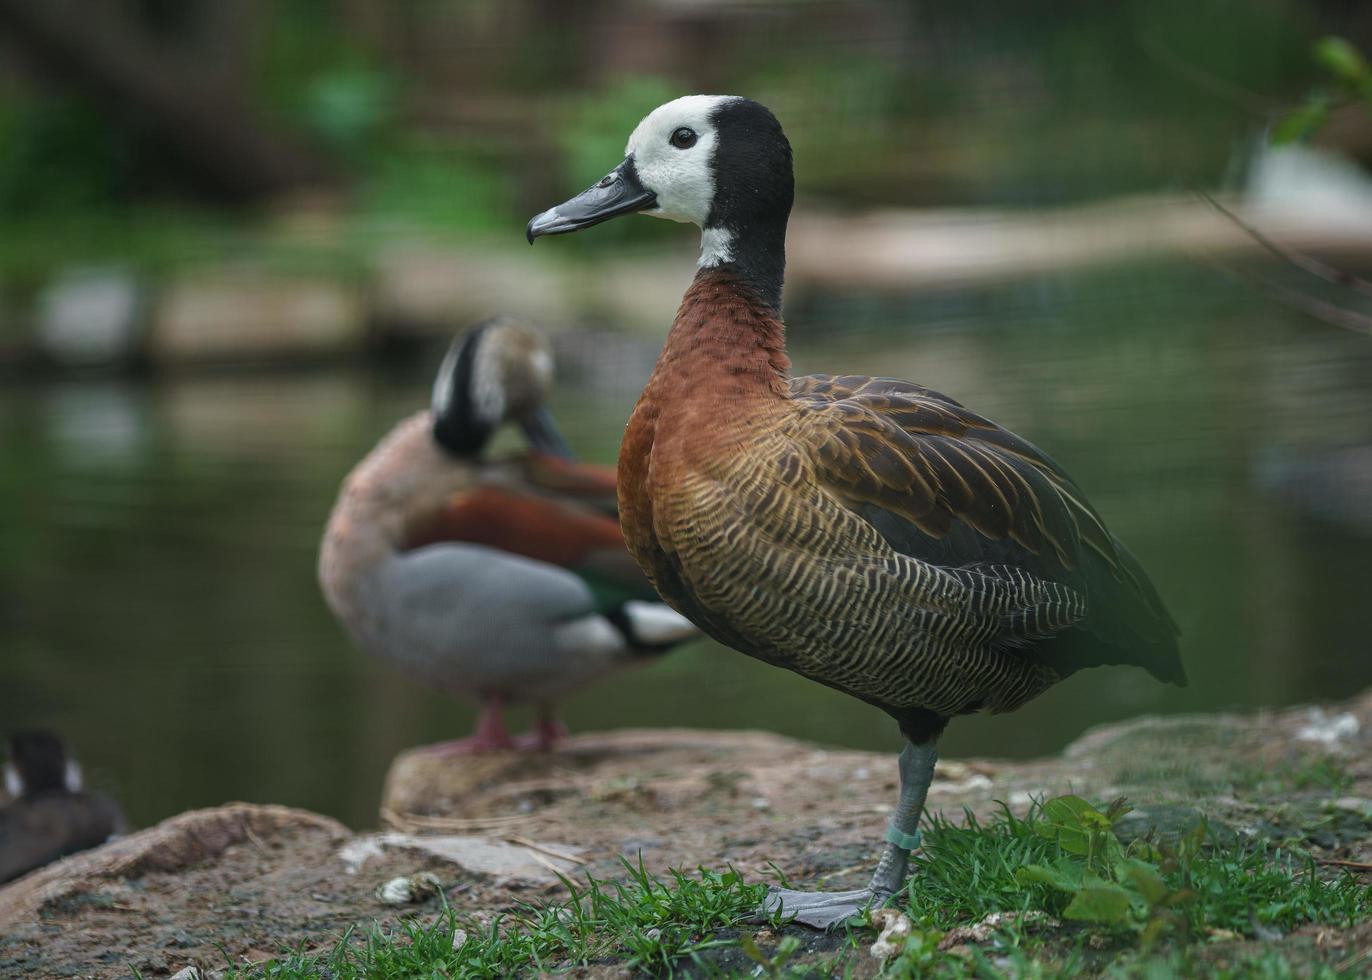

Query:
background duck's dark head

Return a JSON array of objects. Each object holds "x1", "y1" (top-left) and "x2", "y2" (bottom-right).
[
  {"x1": 527, "y1": 96, "x2": 794, "y2": 309},
  {"x1": 5, "y1": 730, "x2": 79, "y2": 798},
  {"x1": 430, "y1": 316, "x2": 573, "y2": 459}
]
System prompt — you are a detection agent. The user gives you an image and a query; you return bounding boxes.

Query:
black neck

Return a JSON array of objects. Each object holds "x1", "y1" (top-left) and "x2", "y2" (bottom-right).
[
  {"x1": 710, "y1": 216, "x2": 787, "y2": 313},
  {"x1": 431, "y1": 329, "x2": 492, "y2": 458},
  {"x1": 431, "y1": 412, "x2": 489, "y2": 459}
]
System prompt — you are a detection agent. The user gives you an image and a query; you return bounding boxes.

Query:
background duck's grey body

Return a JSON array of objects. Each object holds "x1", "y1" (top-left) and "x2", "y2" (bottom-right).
[
  {"x1": 320, "y1": 412, "x2": 654, "y2": 708},
  {"x1": 333, "y1": 540, "x2": 636, "y2": 706}
]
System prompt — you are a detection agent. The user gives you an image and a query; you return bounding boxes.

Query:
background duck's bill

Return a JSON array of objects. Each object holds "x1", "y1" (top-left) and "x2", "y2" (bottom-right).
[
  {"x1": 520, "y1": 406, "x2": 575, "y2": 459},
  {"x1": 526, "y1": 160, "x2": 656, "y2": 242}
]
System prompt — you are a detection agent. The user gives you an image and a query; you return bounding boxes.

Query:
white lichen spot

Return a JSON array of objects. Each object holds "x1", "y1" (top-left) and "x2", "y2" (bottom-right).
[
  {"x1": 337, "y1": 836, "x2": 385, "y2": 874},
  {"x1": 1294, "y1": 709, "x2": 1360, "y2": 747},
  {"x1": 869, "y1": 908, "x2": 912, "y2": 960},
  {"x1": 375, "y1": 871, "x2": 443, "y2": 905}
]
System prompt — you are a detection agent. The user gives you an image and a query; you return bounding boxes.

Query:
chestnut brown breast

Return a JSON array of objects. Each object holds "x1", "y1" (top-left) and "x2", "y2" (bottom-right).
[{"x1": 616, "y1": 270, "x2": 1182, "y2": 732}]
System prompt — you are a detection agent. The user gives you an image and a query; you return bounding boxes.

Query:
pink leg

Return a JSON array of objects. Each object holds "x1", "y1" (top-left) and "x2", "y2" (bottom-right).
[
  {"x1": 515, "y1": 706, "x2": 568, "y2": 752},
  {"x1": 421, "y1": 697, "x2": 516, "y2": 754}
]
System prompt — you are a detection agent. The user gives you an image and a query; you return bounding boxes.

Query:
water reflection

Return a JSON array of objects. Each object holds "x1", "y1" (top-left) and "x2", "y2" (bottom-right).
[{"x1": 3, "y1": 262, "x2": 1372, "y2": 830}]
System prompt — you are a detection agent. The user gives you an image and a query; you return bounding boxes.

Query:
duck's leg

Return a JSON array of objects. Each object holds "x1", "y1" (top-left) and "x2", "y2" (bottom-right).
[
  {"x1": 762, "y1": 739, "x2": 937, "y2": 929},
  {"x1": 423, "y1": 696, "x2": 516, "y2": 754},
  {"x1": 515, "y1": 704, "x2": 568, "y2": 751}
]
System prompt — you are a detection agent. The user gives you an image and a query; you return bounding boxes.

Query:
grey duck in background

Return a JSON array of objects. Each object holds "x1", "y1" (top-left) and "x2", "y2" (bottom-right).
[
  {"x1": 1, "y1": 731, "x2": 126, "y2": 884},
  {"x1": 319, "y1": 318, "x2": 699, "y2": 752}
]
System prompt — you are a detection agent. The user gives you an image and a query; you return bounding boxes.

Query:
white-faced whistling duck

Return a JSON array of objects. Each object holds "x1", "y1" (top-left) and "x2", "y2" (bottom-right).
[
  {"x1": 318, "y1": 318, "x2": 699, "y2": 752},
  {"x1": 528, "y1": 96, "x2": 1184, "y2": 926}
]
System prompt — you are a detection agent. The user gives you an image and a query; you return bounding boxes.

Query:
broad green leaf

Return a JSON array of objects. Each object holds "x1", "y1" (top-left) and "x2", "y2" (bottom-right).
[
  {"x1": 1314, "y1": 36, "x2": 1368, "y2": 83},
  {"x1": 1063, "y1": 883, "x2": 1135, "y2": 925},
  {"x1": 1042, "y1": 796, "x2": 1100, "y2": 826},
  {"x1": 1016, "y1": 862, "x2": 1081, "y2": 893},
  {"x1": 1121, "y1": 859, "x2": 1170, "y2": 905},
  {"x1": 1038, "y1": 796, "x2": 1099, "y2": 854}
]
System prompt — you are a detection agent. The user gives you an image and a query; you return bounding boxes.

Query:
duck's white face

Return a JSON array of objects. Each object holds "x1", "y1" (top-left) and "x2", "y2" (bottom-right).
[
  {"x1": 2, "y1": 760, "x2": 20, "y2": 797},
  {"x1": 527, "y1": 94, "x2": 791, "y2": 275},
  {"x1": 625, "y1": 95, "x2": 737, "y2": 228}
]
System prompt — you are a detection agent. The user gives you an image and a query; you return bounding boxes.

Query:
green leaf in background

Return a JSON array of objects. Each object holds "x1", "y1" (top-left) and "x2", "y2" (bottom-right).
[
  {"x1": 1035, "y1": 795, "x2": 1097, "y2": 854},
  {"x1": 1010, "y1": 796, "x2": 1205, "y2": 936},
  {"x1": 1313, "y1": 36, "x2": 1368, "y2": 84},
  {"x1": 303, "y1": 67, "x2": 396, "y2": 158},
  {"x1": 1016, "y1": 862, "x2": 1083, "y2": 893},
  {"x1": 560, "y1": 76, "x2": 682, "y2": 190},
  {"x1": 1063, "y1": 882, "x2": 1135, "y2": 925},
  {"x1": 1121, "y1": 858, "x2": 1170, "y2": 905},
  {"x1": 1271, "y1": 99, "x2": 1329, "y2": 144}
]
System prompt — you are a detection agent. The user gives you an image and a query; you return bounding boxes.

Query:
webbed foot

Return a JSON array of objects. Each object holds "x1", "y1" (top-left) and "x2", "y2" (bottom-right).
[{"x1": 760, "y1": 886, "x2": 890, "y2": 930}]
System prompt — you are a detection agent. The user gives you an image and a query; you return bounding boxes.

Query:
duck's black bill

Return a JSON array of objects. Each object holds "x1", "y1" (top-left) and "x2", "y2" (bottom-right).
[
  {"x1": 526, "y1": 159, "x2": 655, "y2": 243},
  {"x1": 521, "y1": 406, "x2": 575, "y2": 459}
]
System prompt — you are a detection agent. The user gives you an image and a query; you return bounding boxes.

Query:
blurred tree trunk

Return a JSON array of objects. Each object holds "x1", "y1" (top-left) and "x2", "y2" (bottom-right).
[{"x1": 0, "y1": 0, "x2": 333, "y2": 203}]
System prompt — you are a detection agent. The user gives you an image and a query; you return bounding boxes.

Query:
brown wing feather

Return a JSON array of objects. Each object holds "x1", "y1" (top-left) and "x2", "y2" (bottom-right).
[
  {"x1": 519, "y1": 452, "x2": 619, "y2": 517},
  {"x1": 789, "y1": 373, "x2": 1182, "y2": 681},
  {"x1": 793, "y1": 374, "x2": 1114, "y2": 569},
  {"x1": 404, "y1": 486, "x2": 618, "y2": 567}
]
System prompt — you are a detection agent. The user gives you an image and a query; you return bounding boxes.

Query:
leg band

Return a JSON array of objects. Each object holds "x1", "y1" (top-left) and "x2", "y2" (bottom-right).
[{"x1": 885, "y1": 824, "x2": 922, "y2": 852}]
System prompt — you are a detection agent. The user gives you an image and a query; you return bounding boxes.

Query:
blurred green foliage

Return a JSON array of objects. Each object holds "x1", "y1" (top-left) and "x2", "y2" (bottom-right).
[
  {"x1": 0, "y1": 96, "x2": 132, "y2": 218},
  {"x1": 1275, "y1": 36, "x2": 1372, "y2": 144},
  {"x1": 0, "y1": 0, "x2": 1359, "y2": 286}
]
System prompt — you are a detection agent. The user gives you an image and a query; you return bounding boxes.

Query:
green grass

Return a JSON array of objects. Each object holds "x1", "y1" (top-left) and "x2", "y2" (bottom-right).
[
  {"x1": 905, "y1": 799, "x2": 1370, "y2": 936},
  {"x1": 1232, "y1": 757, "x2": 1355, "y2": 796},
  {"x1": 207, "y1": 798, "x2": 1370, "y2": 979},
  {"x1": 217, "y1": 862, "x2": 771, "y2": 979}
]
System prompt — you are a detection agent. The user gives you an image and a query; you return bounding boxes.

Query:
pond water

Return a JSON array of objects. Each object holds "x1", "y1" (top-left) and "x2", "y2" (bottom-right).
[{"x1": 3, "y1": 259, "x2": 1372, "y2": 830}]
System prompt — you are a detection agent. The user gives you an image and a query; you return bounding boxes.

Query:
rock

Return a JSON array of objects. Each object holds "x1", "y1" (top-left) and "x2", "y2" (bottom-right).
[
  {"x1": 7, "y1": 693, "x2": 1372, "y2": 978},
  {"x1": 0, "y1": 803, "x2": 348, "y2": 927},
  {"x1": 1113, "y1": 804, "x2": 1239, "y2": 847},
  {"x1": 380, "y1": 727, "x2": 821, "y2": 821},
  {"x1": 342, "y1": 832, "x2": 583, "y2": 885},
  {"x1": 36, "y1": 266, "x2": 142, "y2": 368},
  {"x1": 151, "y1": 266, "x2": 365, "y2": 363},
  {"x1": 1331, "y1": 797, "x2": 1372, "y2": 818}
]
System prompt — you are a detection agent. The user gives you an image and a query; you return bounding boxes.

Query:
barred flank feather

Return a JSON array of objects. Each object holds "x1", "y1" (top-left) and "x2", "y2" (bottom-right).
[{"x1": 618, "y1": 269, "x2": 1183, "y2": 736}]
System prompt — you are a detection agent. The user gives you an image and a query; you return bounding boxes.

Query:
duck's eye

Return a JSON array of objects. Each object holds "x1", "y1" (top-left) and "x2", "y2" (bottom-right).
[{"x1": 669, "y1": 127, "x2": 698, "y2": 149}]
